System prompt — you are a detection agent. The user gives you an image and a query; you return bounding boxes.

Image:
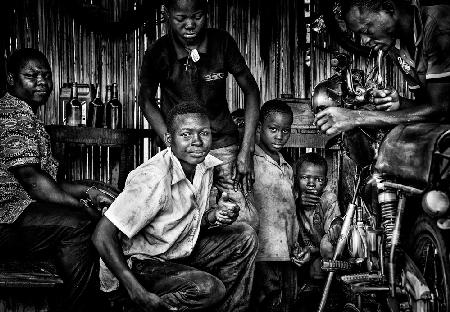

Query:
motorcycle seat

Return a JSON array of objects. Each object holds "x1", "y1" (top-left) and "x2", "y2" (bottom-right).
[{"x1": 375, "y1": 123, "x2": 450, "y2": 188}]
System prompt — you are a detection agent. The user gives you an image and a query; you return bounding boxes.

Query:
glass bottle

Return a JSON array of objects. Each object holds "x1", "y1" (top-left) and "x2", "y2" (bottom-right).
[
  {"x1": 103, "y1": 85, "x2": 112, "y2": 128},
  {"x1": 66, "y1": 82, "x2": 82, "y2": 127},
  {"x1": 106, "y1": 82, "x2": 122, "y2": 129},
  {"x1": 87, "y1": 84, "x2": 105, "y2": 128}
]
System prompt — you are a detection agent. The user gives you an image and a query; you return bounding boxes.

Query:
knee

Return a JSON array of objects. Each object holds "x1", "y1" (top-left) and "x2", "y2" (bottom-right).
[
  {"x1": 172, "y1": 271, "x2": 226, "y2": 308},
  {"x1": 196, "y1": 274, "x2": 226, "y2": 306}
]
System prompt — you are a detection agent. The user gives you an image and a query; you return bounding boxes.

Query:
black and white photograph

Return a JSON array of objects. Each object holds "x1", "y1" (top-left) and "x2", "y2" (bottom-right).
[{"x1": 0, "y1": 0, "x2": 449, "y2": 311}]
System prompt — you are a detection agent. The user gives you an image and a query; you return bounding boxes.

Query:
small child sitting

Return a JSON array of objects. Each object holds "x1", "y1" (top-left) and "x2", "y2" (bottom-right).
[
  {"x1": 291, "y1": 153, "x2": 342, "y2": 281},
  {"x1": 251, "y1": 99, "x2": 298, "y2": 312}
]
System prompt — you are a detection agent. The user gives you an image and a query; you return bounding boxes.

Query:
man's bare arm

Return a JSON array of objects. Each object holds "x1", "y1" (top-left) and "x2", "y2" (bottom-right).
[
  {"x1": 315, "y1": 80, "x2": 450, "y2": 135},
  {"x1": 233, "y1": 68, "x2": 260, "y2": 190},
  {"x1": 138, "y1": 82, "x2": 168, "y2": 143}
]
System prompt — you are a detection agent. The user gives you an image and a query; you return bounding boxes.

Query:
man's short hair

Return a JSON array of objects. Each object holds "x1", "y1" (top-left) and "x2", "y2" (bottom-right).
[
  {"x1": 340, "y1": 0, "x2": 393, "y2": 17},
  {"x1": 164, "y1": 0, "x2": 207, "y2": 10},
  {"x1": 259, "y1": 99, "x2": 293, "y2": 123},
  {"x1": 166, "y1": 101, "x2": 209, "y2": 134},
  {"x1": 295, "y1": 152, "x2": 328, "y2": 176},
  {"x1": 7, "y1": 48, "x2": 50, "y2": 76}
]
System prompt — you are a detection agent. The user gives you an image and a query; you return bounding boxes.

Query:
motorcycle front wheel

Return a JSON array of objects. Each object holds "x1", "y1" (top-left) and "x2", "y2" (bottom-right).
[{"x1": 410, "y1": 214, "x2": 450, "y2": 312}]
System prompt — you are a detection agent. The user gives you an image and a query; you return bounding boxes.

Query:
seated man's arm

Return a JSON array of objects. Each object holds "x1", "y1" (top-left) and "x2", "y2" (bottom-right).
[
  {"x1": 11, "y1": 165, "x2": 100, "y2": 219},
  {"x1": 92, "y1": 218, "x2": 170, "y2": 311}
]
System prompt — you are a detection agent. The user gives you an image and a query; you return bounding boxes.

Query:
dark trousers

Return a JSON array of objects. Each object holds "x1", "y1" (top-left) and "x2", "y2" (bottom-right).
[
  {"x1": 112, "y1": 223, "x2": 258, "y2": 312},
  {"x1": 0, "y1": 202, "x2": 99, "y2": 312},
  {"x1": 251, "y1": 261, "x2": 298, "y2": 312}
]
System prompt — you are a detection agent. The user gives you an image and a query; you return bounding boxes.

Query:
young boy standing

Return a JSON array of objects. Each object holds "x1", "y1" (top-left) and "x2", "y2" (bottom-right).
[
  {"x1": 251, "y1": 99, "x2": 298, "y2": 312},
  {"x1": 93, "y1": 102, "x2": 258, "y2": 312},
  {"x1": 292, "y1": 153, "x2": 341, "y2": 279}
]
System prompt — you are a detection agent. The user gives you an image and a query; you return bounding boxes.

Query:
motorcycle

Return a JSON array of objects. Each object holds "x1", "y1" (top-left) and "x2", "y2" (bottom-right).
[{"x1": 311, "y1": 51, "x2": 450, "y2": 312}]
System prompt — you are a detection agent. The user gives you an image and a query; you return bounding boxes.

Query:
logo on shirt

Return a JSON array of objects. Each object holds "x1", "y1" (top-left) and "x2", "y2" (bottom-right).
[
  {"x1": 204, "y1": 72, "x2": 226, "y2": 82},
  {"x1": 397, "y1": 56, "x2": 411, "y2": 74}
]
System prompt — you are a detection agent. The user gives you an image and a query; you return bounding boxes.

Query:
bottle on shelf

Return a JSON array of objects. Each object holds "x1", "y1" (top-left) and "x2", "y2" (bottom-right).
[
  {"x1": 103, "y1": 85, "x2": 112, "y2": 128},
  {"x1": 66, "y1": 82, "x2": 82, "y2": 127},
  {"x1": 105, "y1": 82, "x2": 123, "y2": 129},
  {"x1": 87, "y1": 84, "x2": 105, "y2": 128}
]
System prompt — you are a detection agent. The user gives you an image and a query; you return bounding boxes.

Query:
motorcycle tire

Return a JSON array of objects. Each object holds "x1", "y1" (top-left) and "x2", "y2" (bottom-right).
[{"x1": 410, "y1": 214, "x2": 450, "y2": 312}]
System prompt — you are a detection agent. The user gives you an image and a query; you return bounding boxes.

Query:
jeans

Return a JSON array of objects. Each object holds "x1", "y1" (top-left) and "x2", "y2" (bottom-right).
[
  {"x1": 209, "y1": 144, "x2": 260, "y2": 231},
  {"x1": 113, "y1": 223, "x2": 258, "y2": 312},
  {"x1": 0, "y1": 202, "x2": 99, "y2": 312}
]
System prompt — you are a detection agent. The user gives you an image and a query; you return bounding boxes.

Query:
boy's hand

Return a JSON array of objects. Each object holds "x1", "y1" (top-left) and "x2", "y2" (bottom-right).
[
  {"x1": 327, "y1": 217, "x2": 343, "y2": 246},
  {"x1": 300, "y1": 191, "x2": 321, "y2": 210},
  {"x1": 234, "y1": 148, "x2": 254, "y2": 195},
  {"x1": 291, "y1": 243, "x2": 312, "y2": 267},
  {"x1": 215, "y1": 192, "x2": 240, "y2": 225}
]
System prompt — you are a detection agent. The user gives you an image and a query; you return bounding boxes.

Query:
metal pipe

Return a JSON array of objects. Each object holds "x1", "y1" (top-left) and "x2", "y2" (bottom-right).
[
  {"x1": 317, "y1": 167, "x2": 366, "y2": 312},
  {"x1": 389, "y1": 193, "x2": 406, "y2": 298},
  {"x1": 379, "y1": 181, "x2": 423, "y2": 195},
  {"x1": 376, "y1": 50, "x2": 384, "y2": 87}
]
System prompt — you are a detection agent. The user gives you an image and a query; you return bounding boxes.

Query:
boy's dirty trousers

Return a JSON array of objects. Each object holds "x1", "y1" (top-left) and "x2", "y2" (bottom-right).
[{"x1": 113, "y1": 223, "x2": 258, "y2": 312}]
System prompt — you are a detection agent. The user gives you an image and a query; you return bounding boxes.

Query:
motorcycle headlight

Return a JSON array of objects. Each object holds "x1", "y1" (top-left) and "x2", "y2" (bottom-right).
[
  {"x1": 312, "y1": 79, "x2": 341, "y2": 114},
  {"x1": 422, "y1": 190, "x2": 449, "y2": 217}
]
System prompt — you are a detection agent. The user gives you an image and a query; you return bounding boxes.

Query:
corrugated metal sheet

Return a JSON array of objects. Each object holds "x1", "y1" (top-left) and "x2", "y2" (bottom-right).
[{"x1": 2, "y1": 0, "x2": 412, "y2": 190}]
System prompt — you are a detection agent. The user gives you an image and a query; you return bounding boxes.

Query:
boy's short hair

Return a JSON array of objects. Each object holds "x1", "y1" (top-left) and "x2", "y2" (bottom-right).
[
  {"x1": 166, "y1": 101, "x2": 209, "y2": 134},
  {"x1": 259, "y1": 99, "x2": 293, "y2": 123},
  {"x1": 164, "y1": 0, "x2": 207, "y2": 10},
  {"x1": 7, "y1": 48, "x2": 50, "y2": 76},
  {"x1": 231, "y1": 108, "x2": 245, "y2": 119},
  {"x1": 295, "y1": 152, "x2": 328, "y2": 176}
]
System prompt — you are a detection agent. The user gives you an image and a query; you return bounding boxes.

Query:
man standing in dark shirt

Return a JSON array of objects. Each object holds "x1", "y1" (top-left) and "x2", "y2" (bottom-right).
[{"x1": 139, "y1": 0, "x2": 260, "y2": 230}]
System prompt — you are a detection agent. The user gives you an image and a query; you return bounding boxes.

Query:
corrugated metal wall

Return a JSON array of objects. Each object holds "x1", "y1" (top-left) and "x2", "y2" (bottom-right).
[
  {"x1": 3, "y1": 0, "x2": 151, "y2": 130},
  {"x1": 2, "y1": 0, "x2": 411, "y2": 126},
  {"x1": 2, "y1": 0, "x2": 411, "y2": 192}
]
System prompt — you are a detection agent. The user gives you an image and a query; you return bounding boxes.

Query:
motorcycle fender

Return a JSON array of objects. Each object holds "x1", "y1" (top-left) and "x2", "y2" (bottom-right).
[{"x1": 401, "y1": 252, "x2": 431, "y2": 301}]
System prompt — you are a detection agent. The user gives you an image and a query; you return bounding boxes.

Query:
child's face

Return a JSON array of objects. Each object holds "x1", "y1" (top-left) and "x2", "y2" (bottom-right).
[
  {"x1": 259, "y1": 112, "x2": 292, "y2": 156},
  {"x1": 168, "y1": 0, "x2": 206, "y2": 48},
  {"x1": 232, "y1": 116, "x2": 245, "y2": 140},
  {"x1": 166, "y1": 113, "x2": 212, "y2": 170},
  {"x1": 298, "y1": 162, "x2": 327, "y2": 195}
]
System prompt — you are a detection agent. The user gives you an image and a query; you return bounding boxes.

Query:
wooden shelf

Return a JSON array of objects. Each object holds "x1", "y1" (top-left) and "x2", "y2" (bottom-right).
[{"x1": 45, "y1": 125, "x2": 156, "y2": 146}]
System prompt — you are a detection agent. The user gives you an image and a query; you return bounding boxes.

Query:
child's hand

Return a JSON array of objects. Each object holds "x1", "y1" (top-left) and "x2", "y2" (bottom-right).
[
  {"x1": 291, "y1": 243, "x2": 312, "y2": 267},
  {"x1": 327, "y1": 217, "x2": 343, "y2": 246},
  {"x1": 300, "y1": 191, "x2": 321, "y2": 209}
]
